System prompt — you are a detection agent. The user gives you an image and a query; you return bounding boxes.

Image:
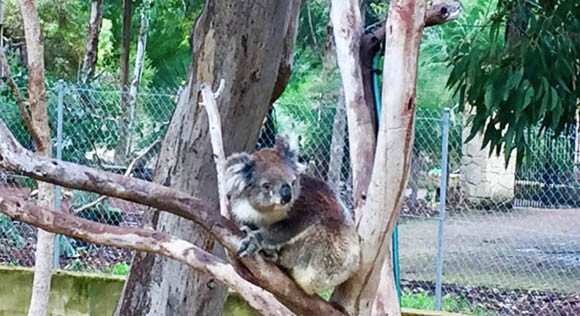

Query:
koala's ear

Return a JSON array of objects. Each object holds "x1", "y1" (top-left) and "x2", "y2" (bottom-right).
[
  {"x1": 275, "y1": 135, "x2": 305, "y2": 174},
  {"x1": 225, "y1": 152, "x2": 256, "y2": 195}
]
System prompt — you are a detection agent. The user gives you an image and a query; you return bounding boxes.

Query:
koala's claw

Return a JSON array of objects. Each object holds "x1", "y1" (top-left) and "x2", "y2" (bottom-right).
[
  {"x1": 260, "y1": 248, "x2": 279, "y2": 262},
  {"x1": 240, "y1": 224, "x2": 255, "y2": 235},
  {"x1": 237, "y1": 232, "x2": 261, "y2": 258}
]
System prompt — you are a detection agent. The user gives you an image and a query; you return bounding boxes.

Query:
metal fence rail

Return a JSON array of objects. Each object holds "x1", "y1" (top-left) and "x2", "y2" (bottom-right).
[{"x1": 0, "y1": 81, "x2": 579, "y2": 315}]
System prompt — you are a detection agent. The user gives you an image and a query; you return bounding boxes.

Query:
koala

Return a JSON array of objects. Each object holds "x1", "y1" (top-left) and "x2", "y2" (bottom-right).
[{"x1": 225, "y1": 136, "x2": 360, "y2": 295}]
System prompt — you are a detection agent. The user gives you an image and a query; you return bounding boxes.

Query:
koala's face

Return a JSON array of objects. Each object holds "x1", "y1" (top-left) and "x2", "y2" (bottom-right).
[
  {"x1": 225, "y1": 136, "x2": 304, "y2": 223},
  {"x1": 245, "y1": 150, "x2": 300, "y2": 212}
]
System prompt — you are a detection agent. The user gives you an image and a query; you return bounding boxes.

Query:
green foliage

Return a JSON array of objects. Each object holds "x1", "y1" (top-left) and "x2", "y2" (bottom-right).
[
  {"x1": 277, "y1": 67, "x2": 342, "y2": 174},
  {"x1": 416, "y1": 0, "x2": 496, "y2": 111},
  {"x1": 146, "y1": 0, "x2": 203, "y2": 87},
  {"x1": 0, "y1": 214, "x2": 25, "y2": 249},
  {"x1": 401, "y1": 291, "x2": 491, "y2": 315},
  {"x1": 446, "y1": 0, "x2": 580, "y2": 162},
  {"x1": 106, "y1": 262, "x2": 130, "y2": 276},
  {"x1": 4, "y1": 0, "x2": 91, "y2": 80}
]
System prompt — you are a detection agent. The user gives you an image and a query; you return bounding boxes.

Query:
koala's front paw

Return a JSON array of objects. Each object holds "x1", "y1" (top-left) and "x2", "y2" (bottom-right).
[{"x1": 237, "y1": 230, "x2": 262, "y2": 258}]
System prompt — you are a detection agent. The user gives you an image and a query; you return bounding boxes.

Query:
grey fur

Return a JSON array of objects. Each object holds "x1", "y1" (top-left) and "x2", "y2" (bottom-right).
[{"x1": 225, "y1": 136, "x2": 361, "y2": 295}]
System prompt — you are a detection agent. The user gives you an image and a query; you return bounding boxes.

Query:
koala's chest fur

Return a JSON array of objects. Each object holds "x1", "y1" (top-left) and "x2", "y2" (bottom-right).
[{"x1": 231, "y1": 197, "x2": 289, "y2": 227}]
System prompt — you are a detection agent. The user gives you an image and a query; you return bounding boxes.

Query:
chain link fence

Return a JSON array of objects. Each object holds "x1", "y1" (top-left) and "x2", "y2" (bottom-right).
[
  {"x1": 1, "y1": 82, "x2": 579, "y2": 315},
  {"x1": 0, "y1": 82, "x2": 178, "y2": 272}
]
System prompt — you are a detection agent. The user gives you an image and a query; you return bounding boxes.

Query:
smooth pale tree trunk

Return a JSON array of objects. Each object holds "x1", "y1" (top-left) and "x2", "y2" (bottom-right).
[
  {"x1": 330, "y1": 1, "x2": 426, "y2": 315},
  {"x1": 114, "y1": 1, "x2": 301, "y2": 315},
  {"x1": 329, "y1": 0, "x2": 376, "y2": 214},
  {"x1": 80, "y1": 0, "x2": 103, "y2": 83},
  {"x1": 115, "y1": 0, "x2": 132, "y2": 165},
  {"x1": 126, "y1": 4, "x2": 150, "y2": 161},
  {"x1": 328, "y1": 88, "x2": 347, "y2": 192},
  {"x1": 17, "y1": 1, "x2": 55, "y2": 316}
]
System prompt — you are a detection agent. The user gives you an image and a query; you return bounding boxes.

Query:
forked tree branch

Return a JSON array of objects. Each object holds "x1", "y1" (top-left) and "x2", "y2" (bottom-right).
[
  {"x1": 0, "y1": 195, "x2": 293, "y2": 316},
  {"x1": 360, "y1": 0, "x2": 463, "y2": 145},
  {"x1": 0, "y1": 119, "x2": 345, "y2": 316}
]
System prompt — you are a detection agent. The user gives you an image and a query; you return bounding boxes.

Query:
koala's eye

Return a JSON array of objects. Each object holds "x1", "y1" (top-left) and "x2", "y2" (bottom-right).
[{"x1": 261, "y1": 182, "x2": 272, "y2": 190}]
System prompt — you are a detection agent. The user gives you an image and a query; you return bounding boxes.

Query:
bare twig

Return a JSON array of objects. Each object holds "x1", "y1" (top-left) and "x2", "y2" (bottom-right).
[
  {"x1": 0, "y1": 195, "x2": 294, "y2": 316},
  {"x1": 0, "y1": 119, "x2": 345, "y2": 316},
  {"x1": 199, "y1": 80, "x2": 229, "y2": 218},
  {"x1": 72, "y1": 139, "x2": 160, "y2": 214}
]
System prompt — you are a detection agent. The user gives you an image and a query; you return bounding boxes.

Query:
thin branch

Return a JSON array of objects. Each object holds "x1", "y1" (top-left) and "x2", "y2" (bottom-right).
[
  {"x1": 0, "y1": 47, "x2": 38, "y2": 145},
  {"x1": 307, "y1": 1, "x2": 322, "y2": 58},
  {"x1": 199, "y1": 80, "x2": 229, "y2": 218},
  {"x1": 0, "y1": 119, "x2": 345, "y2": 316},
  {"x1": 0, "y1": 195, "x2": 294, "y2": 316},
  {"x1": 361, "y1": 0, "x2": 463, "y2": 60},
  {"x1": 72, "y1": 139, "x2": 160, "y2": 214}
]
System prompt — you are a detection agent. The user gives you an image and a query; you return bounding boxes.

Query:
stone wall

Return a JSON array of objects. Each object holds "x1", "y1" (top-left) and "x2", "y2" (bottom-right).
[{"x1": 460, "y1": 121, "x2": 516, "y2": 205}]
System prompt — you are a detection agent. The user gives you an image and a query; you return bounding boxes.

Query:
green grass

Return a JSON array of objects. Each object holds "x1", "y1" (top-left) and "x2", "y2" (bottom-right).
[{"x1": 401, "y1": 291, "x2": 492, "y2": 315}]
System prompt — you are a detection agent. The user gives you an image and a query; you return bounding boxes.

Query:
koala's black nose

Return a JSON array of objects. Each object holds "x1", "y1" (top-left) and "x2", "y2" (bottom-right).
[{"x1": 280, "y1": 184, "x2": 292, "y2": 204}]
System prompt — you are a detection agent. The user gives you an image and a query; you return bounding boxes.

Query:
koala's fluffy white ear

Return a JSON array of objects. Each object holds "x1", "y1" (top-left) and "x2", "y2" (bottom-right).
[
  {"x1": 225, "y1": 152, "x2": 255, "y2": 196},
  {"x1": 275, "y1": 135, "x2": 306, "y2": 174}
]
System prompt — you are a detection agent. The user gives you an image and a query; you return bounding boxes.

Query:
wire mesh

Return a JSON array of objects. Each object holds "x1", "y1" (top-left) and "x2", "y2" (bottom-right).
[
  {"x1": 0, "y1": 81, "x2": 579, "y2": 315},
  {"x1": 0, "y1": 82, "x2": 178, "y2": 272}
]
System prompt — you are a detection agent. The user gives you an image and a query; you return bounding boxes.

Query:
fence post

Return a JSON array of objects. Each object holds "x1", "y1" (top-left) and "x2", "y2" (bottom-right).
[
  {"x1": 52, "y1": 79, "x2": 65, "y2": 269},
  {"x1": 434, "y1": 108, "x2": 450, "y2": 310}
]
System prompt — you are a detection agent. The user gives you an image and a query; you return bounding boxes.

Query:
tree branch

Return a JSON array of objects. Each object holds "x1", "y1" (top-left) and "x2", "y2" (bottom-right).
[
  {"x1": 0, "y1": 195, "x2": 294, "y2": 316},
  {"x1": 72, "y1": 139, "x2": 160, "y2": 214},
  {"x1": 0, "y1": 45, "x2": 37, "y2": 146},
  {"x1": 330, "y1": 0, "x2": 376, "y2": 214},
  {"x1": 199, "y1": 80, "x2": 229, "y2": 218},
  {"x1": 332, "y1": 0, "x2": 432, "y2": 314},
  {"x1": 0, "y1": 119, "x2": 345, "y2": 316},
  {"x1": 360, "y1": 0, "x2": 463, "y2": 125}
]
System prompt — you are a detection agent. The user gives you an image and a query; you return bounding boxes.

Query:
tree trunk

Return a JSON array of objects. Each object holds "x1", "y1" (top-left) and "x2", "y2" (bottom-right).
[
  {"x1": 328, "y1": 88, "x2": 347, "y2": 192},
  {"x1": 114, "y1": 0, "x2": 132, "y2": 165},
  {"x1": 115, "y1": 1, "x2": 301, "y2": 315},
  {"x1": 80, "y1": 0, "x2": 103, "y2": 83},
  {"x1": 575, "y1": 108, "x2": 580, "y2": 179},
  {"x1": 17, "y1": 1, "x2": 55, "y2": 316},
  {"x1": 329, "y1": 0, "x2": 376, "y2": 213},
  {"x1": 0, "y1": 0, "x2": 4, "y2": 90},
  {"x1": 126, "y1": 5, "x2": 150, "y2": 161},
  {"x1": 330, "y1": 0, "x2": 426, "y2": 315},
  {"x1": 256, "y1": 107, "x2": 277, "y2": 149}
]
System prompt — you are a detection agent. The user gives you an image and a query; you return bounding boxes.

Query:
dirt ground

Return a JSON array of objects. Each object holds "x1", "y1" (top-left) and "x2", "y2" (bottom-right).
[{"x1": 398, "y1": 207, "x2": 580, "y2": 294}]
